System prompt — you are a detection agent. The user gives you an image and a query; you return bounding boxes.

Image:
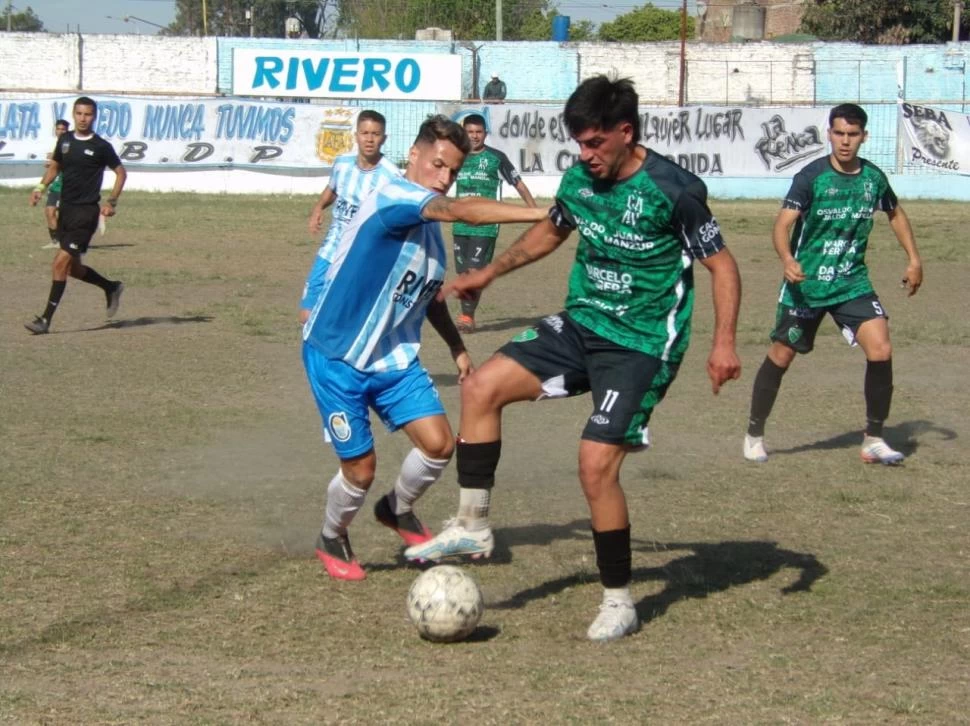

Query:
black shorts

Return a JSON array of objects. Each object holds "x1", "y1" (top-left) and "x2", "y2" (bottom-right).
[
  {"x1": 56, "y1": 203, "x2": 100, "y2": 255},
  {"x1": 770, "y1": 293, "x2": 888, "y2": 354},
  {"x1": 498, "y1": 312, "x2": 680, "y2": 448},
  {"x1": 45, "y1": 190, "x2": 61, "y2": 208},
  {"x1": 453, "y1": 235, "x2": 497, "y2": 273}
]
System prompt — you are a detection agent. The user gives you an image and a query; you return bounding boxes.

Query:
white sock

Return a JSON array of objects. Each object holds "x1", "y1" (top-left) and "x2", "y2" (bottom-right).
[
  {"x1": 603, "y1": 586, "x2": 633, "y2": 605},
  {"x1": 392, "y1": 448, "x2": 449, "y2": 514},
  {"x1": 458, "y1": 487, "x2": 491, "y2": 531},
  {"x1": 321, "y1": 470, "x2": 366, "y2": 539}
]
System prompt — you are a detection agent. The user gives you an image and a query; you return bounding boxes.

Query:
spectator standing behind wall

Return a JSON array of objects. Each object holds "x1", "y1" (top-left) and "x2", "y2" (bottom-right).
[{"x1": 483, "y1": 74, "x2": 507, "y2": 103}]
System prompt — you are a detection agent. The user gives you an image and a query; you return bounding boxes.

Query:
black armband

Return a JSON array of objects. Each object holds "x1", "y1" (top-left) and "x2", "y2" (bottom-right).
[{"x1": 549, "y1": 197, "x2": 577, "y2": 230}]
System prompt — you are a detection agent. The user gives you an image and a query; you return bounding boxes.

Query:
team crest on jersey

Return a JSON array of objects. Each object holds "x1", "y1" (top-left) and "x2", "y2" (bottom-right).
[
  {"x1": 61, "y1": 142, "x2": 70, "y2": 154},
  {"x1": 512, "y1": 328, "x2": 538, "y2": 343},
  {"x1": 787, "y1": 326, "x2": 803, "y2": 344},
  {"x1": 328, "y1": 412, "x2": 352, "y2": 442},
  {"x1": 863, "y1": 180, "x2": 874, "y2": 202}
]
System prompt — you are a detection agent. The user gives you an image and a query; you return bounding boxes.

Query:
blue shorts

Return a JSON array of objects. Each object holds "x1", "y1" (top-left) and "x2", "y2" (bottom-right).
[{"x1": 302, "y1": 342, "x2": 446, "y2": 459}]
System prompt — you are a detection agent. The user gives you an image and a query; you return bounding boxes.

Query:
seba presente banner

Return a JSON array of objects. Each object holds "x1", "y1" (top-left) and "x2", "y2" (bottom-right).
[
  {"x1": 439, "y1": 103, "x2": 831, "y2": 177},
  {"x1": 0, "y1": 95, "x2": 368, "y2": 172},
  {"x1": 898, "y1": 101, "x2": 969, "y2": 174}
]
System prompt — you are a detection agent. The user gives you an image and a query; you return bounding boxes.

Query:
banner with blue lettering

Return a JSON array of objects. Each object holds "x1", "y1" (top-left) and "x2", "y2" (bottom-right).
[
  {"x1": 439, "y1": 103, "x2": 831, "y2": 177},
  {"x1": 0, "y1": 95, "x2": 364, "y2": 172},
  {"x1": 898, "y1": 101, "x2": 968, "y2": 174},
  {"x1": 232, "y1": 49, "x2": 461, "y2": 101}
]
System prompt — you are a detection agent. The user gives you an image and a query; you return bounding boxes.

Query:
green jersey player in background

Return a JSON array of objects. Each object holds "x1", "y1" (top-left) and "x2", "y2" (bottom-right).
[
  {"x1": 451, "y1": 113, "x2": 536, "y2": 333},
  {"x1": 406, "y1": 76, "x2": 742, "y2": 642},
  {"x1": 743, "y1": 103, "x2": 923, "y2": 466}
]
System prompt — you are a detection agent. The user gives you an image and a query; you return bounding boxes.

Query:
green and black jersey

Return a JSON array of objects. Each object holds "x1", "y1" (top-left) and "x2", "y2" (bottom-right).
[
  {"x1": 453, "y1": 145, "x2": 522, "y2": 238},
  {"x1": 553, "y1": 148, "x2": 726, "y2": 362},
  {"x1": 780, "y1": 156, "x2": 897, "y2": 308}
]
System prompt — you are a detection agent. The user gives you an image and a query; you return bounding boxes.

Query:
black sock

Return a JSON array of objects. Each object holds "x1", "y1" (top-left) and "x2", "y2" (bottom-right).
[
  {"x1": 747, "y1": 356, "x2": 788, "y2": 436},
  {"x1": 865, "y1": 359, "x2": 893, "y2": 438},
  {"x1": 592, "y1": 526, "x2": 632, "y2": 589},
  {"x1": 456, "y1": 439, "x2": 502, "y2": 489},
  {"x1": 48, "y1": 228, "x2": 58, "y2": 242},
  {"x1": 80, "y1": 266, "x2": 114, "y2": 293},
  {"x1": 42, "y1": 280, "x2": 67, "y2": 322}
]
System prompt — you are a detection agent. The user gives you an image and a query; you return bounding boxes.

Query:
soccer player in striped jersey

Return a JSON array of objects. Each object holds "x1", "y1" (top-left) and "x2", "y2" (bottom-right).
[
  {"x1": 302, "y1": 115, "x2": 549, "y2": 581},
  {"x1": 300, "y1": 110, "x2": 400, "y2": 324},
  {"x1": 405, "y1": 76, "x2": 742, "y2": 642},
  {"x1": 743, "y1": 103, "x2": 923, "y2": 466}
]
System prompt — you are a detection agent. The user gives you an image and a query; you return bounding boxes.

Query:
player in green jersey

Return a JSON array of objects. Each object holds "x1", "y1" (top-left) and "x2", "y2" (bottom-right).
[
  {"x1": 743, "y1": 103, "x2": 923, "y2": 466},
  {"x1": 406, "y1": 76, "x2": 742, "y2": 642},
  {"x1": 41, "y1": 119, "x2": 71, "y2": 250},
  {"x1": 452, "y1": 113, "x2": 536, "y2": 333}
]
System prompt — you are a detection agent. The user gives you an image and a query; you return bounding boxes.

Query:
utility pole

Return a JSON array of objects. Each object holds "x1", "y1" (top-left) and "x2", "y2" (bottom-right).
[
  {"x1": 496, "y1": 0, "x2": 502, "y2": 41},
  {"x1": 248, "y1": 5, "x2": 255, "y2": 37},
  {"x1": 678, "y1": 0, "x2": 687, "y2": 105},
  {"x1": 7, "y1": 0, "x2": 12, "y2": 32},
  {"x1": 954, "y1": 1, "x2": 964, "y2": 42}
]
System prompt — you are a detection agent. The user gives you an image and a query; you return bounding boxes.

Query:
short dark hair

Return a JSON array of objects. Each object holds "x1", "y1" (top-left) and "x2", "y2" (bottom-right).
[
  {"x1": 74, "y1": 96, "x2": 97, "y2": 116},
  {"x1": 357, "y1": 109, "x2": 386, "y2": 130},
  {"x1": 564, "y1": 75, "x2": 640, "y2": 144},
  {"x1": 462, "y1": 113, "x2": 487, "y2": 130},
  {"x1": 413, "y1": 114, "x2": 470, "y2": 154},
  {"x1": 55, "y1": 119, "x2": 70, "y2": 129},
  {"x1": 830, "y1": 103, "x2": 868, "y2": 130}
]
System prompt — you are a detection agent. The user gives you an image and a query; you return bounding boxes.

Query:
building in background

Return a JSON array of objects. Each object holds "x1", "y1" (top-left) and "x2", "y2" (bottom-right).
[{"x1": 698, "y1": 0, "x2": 808, "y2": 42}]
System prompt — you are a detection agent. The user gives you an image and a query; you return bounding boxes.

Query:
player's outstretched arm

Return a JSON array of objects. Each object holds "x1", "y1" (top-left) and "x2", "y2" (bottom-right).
[
  {"x1": 425, "y1": 298, "x2": 473, "y2": 382},
  {"x1": 699, "y1": 247, "x2": 742, "y2": 394},
  {"x1": 887, "y1": 205, "x2": 923, "y2": 296},
  {"x1": 422, "y1": 195, "x2": 548, "y2": 226},
  {"x1": 773, "y1": 208, "x2": 804, "y2": 283},
  {"x1": 441, "y1": 215, "x2": 570, "y2": 301}
]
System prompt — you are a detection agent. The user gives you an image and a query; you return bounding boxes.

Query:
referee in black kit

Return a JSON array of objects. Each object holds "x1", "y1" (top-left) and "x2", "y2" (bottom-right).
[{"x1": 27, "y1": 96, "x2": 127, "y2": 335}]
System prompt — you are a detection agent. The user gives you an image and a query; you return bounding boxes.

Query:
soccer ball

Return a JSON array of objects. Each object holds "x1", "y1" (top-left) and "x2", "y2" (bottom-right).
[{"x1": 407, "y1": 565, "x2": 484, "y2": 642}]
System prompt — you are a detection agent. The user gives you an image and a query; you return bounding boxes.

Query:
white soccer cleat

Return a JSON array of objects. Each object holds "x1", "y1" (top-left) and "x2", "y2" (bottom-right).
[
  {"x1": 743, "y1": 434, "x2": 768, "y2": 463},
  {"x1": 403, "y1": 519, "x2": 494, "y2": 562},
  {"x1": 586, "y1": 598, "x2": 639, "y2": 642},
  {"x1": 861, "y1": 436, "x2": 905, "y2": 466}
]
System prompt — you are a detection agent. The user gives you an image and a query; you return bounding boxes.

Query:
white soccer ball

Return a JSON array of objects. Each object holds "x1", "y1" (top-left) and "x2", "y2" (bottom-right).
[{"x1": 407, "y1": 565, "x2": 484, "y2": 642}]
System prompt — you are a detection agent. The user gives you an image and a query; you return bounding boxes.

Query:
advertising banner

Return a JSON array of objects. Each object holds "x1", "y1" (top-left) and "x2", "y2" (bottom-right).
[
  {"x1": 439, "y1": 103, "x2": 832, "y2": 177},
  {"x1": 0, "y1": 95, "x2": 364, "y2": 172},
  {"x1": 898, "y1": 101, "x2": 968, "y2": 174},
  {"x1": 232, "y1": 49, "x2": 462, "y2": 101}
]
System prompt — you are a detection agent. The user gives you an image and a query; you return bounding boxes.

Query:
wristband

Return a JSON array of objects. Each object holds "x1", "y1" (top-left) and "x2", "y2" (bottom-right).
[
  {"x1": 34, "y1": 183, "x2": 47, "y2": 193},
  {"x1": 107, "y1": 198, "x2": 118, "y2": 207}
]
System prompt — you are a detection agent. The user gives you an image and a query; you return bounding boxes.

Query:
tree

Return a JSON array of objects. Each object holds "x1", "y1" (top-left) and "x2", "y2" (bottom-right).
[
  {"x1": 334, "y1": 0, "x2": 551, "y2": 41},
  {"x1": 597, "y1": 3, "x2": 693, "y2": 42},
  {"x1": 165, "y1": 0, "x2": 339, "y2": 38},
  {"x1": 800, "y1": 0, "x2": 968, "y2": 44},
  {"x1": 0, "y1": 5, "x2": 45, "y2": 31},
  {"x1": 516, "y1": 10, "x2": 596, "y2": 41}
]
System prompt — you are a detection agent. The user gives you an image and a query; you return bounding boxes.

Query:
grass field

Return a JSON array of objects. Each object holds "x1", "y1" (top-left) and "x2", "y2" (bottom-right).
[{"x1": 1, "y1": 187, "x2": 967, "y2": 724}]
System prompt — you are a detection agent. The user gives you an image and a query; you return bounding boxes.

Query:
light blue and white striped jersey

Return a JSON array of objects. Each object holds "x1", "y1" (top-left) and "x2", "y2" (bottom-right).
[
  {"x1": 301, "y1": 152, "x2": 401, "y2": 310},
  {"x1": 303, "y1": 176, "x2": 446, "y2": 373}
]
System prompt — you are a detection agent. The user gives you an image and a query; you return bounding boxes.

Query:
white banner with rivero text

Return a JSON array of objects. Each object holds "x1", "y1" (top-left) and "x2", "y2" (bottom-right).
[
  {"x1": 439, "y1": 103, "x2": 831, "y2": 177},
  {"x1": 899, "y1": 101, "x2": 970, "y2": 174},
  {"x1": 0, "y1": 95, "x2": 368, "y2": 173}
]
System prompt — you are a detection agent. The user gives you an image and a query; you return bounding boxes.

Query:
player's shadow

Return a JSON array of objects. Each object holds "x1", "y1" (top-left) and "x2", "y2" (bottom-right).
[
  {"x1": 87, "y1": 243, "x2": 135, "y2": 250},
  {"x1": 82, "y1": 315, "x2": 214, "y2": 332},
  {"x1": 770, "y1": 419, "x2": 956, "y2": 458},
  {"x1": 472, "y1": 316, "x2": 542, "y2": 334},
  {"x1": 490, "y1": 539, "x2": 828, "y2": 626}
]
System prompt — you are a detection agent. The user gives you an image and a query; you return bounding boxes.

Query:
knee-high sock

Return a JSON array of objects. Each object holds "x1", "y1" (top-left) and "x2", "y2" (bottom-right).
[
  {"x1": 592, "y1": 526, "x2": 632, "y2": 589},
  {"x1": 747, "y1": 356, "x2": 788, "y2": 437},
  {"x1": 390, "y1": 447, "x2": 449, "y2": 514},
  {"x1": 865, "y1": 359, "x2": 893, "y2": 438},
  {"x1": 321, "y1": 471, "x2": 366, "y2": 539}
]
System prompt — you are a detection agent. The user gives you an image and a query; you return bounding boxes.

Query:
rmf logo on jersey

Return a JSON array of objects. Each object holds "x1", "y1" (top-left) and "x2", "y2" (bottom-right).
[{"x1": 393, "y1": 270, "x2": 443, "y2": 309}]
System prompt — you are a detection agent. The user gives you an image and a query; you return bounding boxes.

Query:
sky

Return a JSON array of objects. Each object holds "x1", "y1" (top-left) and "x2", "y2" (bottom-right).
[{"x1": 20, "y1": 0, "x2": 698, "y2": 35}]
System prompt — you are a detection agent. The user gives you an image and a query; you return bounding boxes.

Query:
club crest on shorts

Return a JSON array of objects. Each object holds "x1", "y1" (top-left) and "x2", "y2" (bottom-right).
[
  {"x1": 328, "y1": 412, "x2": 352, "y2": 442},
  {"x1": 512, "y1": 328, "x2": 538, "y2": 343},
  {"x1": 787, "y1": 326, "x2": 803, "y2": 344}
]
